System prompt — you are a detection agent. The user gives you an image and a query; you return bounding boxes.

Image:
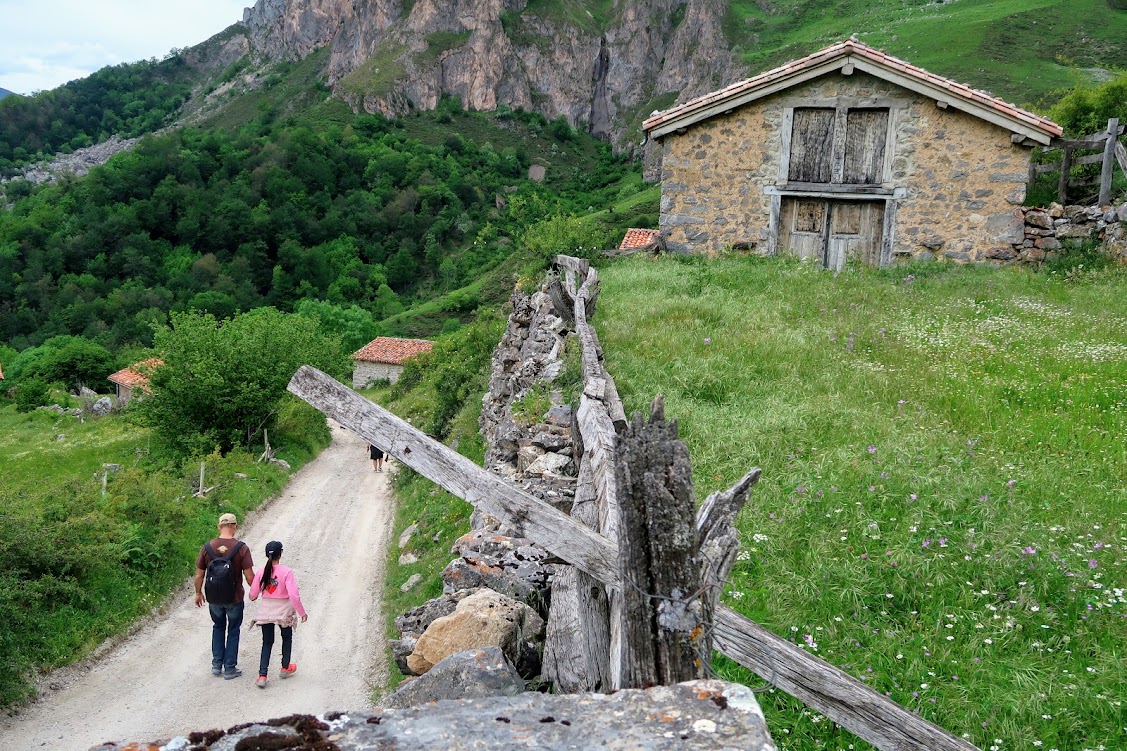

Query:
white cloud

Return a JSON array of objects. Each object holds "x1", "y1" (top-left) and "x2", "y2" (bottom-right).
[{"x1": 0, "y1": 1, "x2": 250, "y2": 94}]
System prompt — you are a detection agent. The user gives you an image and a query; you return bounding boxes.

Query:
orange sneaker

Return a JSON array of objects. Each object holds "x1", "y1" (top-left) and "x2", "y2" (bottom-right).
[
  {"x1": 280, "y1": 663, "x2": 298, "y2": 678},
  {"x1": 255, "y1": 675, "x2": 268, "y2": 689}
]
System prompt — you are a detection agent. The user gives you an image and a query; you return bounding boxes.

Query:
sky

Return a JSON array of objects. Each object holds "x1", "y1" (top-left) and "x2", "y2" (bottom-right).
[{"x1": 0, "y1": 1, "x2": 251, "y2": 95}]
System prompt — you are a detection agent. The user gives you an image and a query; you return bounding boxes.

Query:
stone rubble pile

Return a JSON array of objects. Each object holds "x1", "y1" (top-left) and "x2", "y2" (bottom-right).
[
  {"x1": 5, "y1": 135, "x2": 141, "y2": 186},
  {"x1": 984, "y1": 201, "x2": 1127, "y2": 264}
]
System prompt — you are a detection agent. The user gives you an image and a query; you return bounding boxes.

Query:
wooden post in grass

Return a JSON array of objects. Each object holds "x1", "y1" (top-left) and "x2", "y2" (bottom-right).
[
  {"x1": 1058, "y1": 146, "x2": 1073, "y2": 204},
  {"x1": 1099, "y1": 117, "x2": 1119, "y2": 207}
]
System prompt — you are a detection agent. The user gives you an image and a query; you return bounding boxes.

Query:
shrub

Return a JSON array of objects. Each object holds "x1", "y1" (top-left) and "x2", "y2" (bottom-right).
[{"x1": 13, "y1": 376, "x2": 50, "y2": 412}]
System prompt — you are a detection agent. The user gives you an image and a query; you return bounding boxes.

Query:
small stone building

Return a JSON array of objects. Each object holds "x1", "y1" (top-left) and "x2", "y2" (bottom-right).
[
  {"x1": 352, "y1": 337, "x2": 435, "y2": 388},
  {"x1": 107, "y1": 358, "x2": 163, "y2": 405},
  {"x1": 643, "y1": 40, "x2": 1063, "y2": 267}
]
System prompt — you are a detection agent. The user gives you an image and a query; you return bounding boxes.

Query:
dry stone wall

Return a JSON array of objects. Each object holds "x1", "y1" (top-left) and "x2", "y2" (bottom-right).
[
  {"x1": 387, "y1": 285, "x2": 582, "y2": 704},
  {"x1": 976, "y1": 201, "x2": 1127, "y2": 265}
]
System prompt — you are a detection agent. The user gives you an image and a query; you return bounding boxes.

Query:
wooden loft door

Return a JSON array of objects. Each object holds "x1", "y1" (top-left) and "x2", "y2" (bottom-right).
[
  {"x1": 788, "y1": 108, "x2": 835, "y2": 183},
  {"x1": 843, "y1": 109, "x2": 889, "y2": 185}
]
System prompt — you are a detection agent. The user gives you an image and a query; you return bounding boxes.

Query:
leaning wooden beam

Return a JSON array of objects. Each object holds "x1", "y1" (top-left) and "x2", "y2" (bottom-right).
[
  {"x1": 713, "y1": 606, "x2": 979, "y2": 751},
  {"x1": 287, "y1": 366, "x2": 619, "y2": 585}
]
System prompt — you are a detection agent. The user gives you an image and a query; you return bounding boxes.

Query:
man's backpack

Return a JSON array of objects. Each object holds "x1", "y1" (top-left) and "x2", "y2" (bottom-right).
[{"x1": 203, "y1": 541, "x2": 245, "y2": 604}]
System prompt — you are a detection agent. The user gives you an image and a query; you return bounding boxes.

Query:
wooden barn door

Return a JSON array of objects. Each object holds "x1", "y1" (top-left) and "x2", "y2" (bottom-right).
[
  {"x1": 780, "y1": 198, "x2": 884, "y2": 270},
  {"x1": 779, "y1": 198, "x2": 830, "y2": 263},
  {"x1": 825, "y1": 201, "x2": 884, "y2": 271}
]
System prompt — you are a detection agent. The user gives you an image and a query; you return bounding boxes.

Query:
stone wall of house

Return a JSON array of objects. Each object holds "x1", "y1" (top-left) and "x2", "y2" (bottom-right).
[
  {"x1": 657, "y1": 70, "x2": 1035, "y2": 264},
  {"x1": 352, "y1": 360, "x2": 404, "y2": 388}
]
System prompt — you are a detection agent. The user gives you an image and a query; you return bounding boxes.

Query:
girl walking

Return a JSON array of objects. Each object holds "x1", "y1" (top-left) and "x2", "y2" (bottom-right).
[{"x1": 248, "y1": 540, "x2": 308, "y2": 688}]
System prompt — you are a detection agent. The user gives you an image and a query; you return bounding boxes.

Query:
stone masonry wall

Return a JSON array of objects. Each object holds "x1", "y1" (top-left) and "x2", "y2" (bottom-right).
[
  {"x1": 352, "y1": 360, "x2": 404, "y2": 388},
  {"x1": 658, "y1": 70, "x2": 1034, "y2": 263}
]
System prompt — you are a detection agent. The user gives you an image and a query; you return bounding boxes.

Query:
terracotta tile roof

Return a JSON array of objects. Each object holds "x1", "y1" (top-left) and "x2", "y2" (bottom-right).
[
  {"x1": 643, "y1": 39, "x2": 1062, "y2": 140},
  {"x1": 352, "y1": 337, "x2": 435, "y2": 365},
  {"x1": 107, "y1": 358, "x2": 164, "y2": 391},
  {"x1": 619, "y1": 228, "x2": 661, "y2": 250}
]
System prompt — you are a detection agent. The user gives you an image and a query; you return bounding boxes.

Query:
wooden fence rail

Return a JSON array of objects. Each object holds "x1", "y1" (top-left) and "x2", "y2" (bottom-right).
[
  {"x1": 1031, "y1": 117, "x2": 1125, "y2": 205},
  {"x1": 287, "y1": 252, "x2": 979, "y2": 751}
]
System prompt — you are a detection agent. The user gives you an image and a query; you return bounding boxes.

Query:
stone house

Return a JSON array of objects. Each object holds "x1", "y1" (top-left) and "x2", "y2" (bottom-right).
[
  {"x1": 352, "y1": 337, "x2": 435, "y2": 388},
  {"x1": 107, "y1": 358, "x2": 163, "y2": 405},
  {"x1": 643, "y1": 40, "x2": 1063, "y2": 267}
]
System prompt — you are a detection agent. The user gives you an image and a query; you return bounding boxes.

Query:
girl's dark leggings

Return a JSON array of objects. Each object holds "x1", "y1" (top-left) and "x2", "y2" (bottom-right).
[{"x1": 259, "y1": 623, "x2": 293, "y2": 676}]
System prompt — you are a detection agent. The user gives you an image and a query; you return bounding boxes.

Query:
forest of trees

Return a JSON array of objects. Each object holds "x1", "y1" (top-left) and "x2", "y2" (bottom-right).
[
  {"x1": 0, "y1": 109, "x2": 634, "y2": 358},
  {"x1": 0, "y1": 56, "x2": 196, "y2": 173}
]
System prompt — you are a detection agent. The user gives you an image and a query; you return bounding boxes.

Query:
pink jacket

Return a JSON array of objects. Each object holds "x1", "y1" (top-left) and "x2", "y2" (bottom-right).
[{"x1": 249, "y1": 563, "x2": 306, "y2": 618}]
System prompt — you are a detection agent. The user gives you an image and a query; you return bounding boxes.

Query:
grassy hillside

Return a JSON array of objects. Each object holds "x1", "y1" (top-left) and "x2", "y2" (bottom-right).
[
  {"x1": 595, "y1": 255, "x2": 1125, "y2": 750},
  {"x1": 725, "y1": 0, "x2": 1127, "y2": 106}
]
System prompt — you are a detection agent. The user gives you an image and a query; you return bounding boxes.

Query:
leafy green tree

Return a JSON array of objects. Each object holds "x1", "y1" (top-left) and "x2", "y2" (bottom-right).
[
  {"x1": 293, "y1": 299, "x2": 381, "y2": 353},
  {"x1": 139, "y1": 308, "x2": 349, "y2": 455},
  {"x1": 1050, "y1": 72, "x2": 1127, "y2": 136},
  {"x1": 12, "y1": 336, "x2": 116, "y2": 391}
]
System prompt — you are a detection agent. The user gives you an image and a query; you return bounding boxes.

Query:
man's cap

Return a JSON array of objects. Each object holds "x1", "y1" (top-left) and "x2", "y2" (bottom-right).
[
  {"x1": 218, "y1": 513, "x2": 238, "y2": 526},
  {"x1": 265, "y1": 540, "x2": 283, "y2": 557}
]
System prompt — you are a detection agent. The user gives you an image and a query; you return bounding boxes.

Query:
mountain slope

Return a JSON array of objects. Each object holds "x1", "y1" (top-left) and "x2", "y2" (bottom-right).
[
  {"x1": 235, "y1": 0, "x2": 1127, "y2": 149},
  {"x1": 0, "y1": 88, "x2": 14, "y2": 101}
]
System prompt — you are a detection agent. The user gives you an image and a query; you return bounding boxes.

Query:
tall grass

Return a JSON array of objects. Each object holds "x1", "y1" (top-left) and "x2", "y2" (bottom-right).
[{"x1": 596, "y1": 256, "x2": 1125, "y2": 751}]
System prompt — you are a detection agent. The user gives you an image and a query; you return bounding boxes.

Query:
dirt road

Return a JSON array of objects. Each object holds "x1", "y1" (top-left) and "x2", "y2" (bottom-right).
[{"x1": 0, "y1": 423, "x2": 393, "y2": 751}]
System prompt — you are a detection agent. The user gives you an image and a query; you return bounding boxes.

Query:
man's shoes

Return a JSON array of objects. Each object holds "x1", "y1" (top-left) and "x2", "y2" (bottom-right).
[
  {"x1": 256, "y1": 675, "x2": 268, "y2": 689},
  {"x1": 223, "y1": 667, "x2": 243, "y2": 680},
  {"x1": 280, "y1": 663, "x2": 298, "y2": 678},
  {"x1": 211, "y1": 665, "x2": 222, "y2": 677}
]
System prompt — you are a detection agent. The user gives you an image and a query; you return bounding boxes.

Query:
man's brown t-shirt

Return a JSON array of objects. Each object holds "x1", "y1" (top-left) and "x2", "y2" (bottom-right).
[{"x1": 196, "y1": 537, "x2": 254, "y2": 602}]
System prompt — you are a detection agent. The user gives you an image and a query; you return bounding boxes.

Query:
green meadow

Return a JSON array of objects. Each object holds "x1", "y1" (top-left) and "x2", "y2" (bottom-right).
[{"x1": 595, "y1": 255, "x2": 1125, "y2": 750}]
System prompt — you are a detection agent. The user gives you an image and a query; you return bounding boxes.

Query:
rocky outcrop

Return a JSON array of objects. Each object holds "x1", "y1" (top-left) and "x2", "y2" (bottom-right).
[
  {"x1": 240, "y1": 0, "x2": 747, "y2": 150},
  {"x1": 92, "y1": 680, "x2": 776, "y2": 750}
]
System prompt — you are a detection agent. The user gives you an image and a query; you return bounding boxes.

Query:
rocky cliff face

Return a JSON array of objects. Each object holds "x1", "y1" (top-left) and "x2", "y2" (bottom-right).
[{"x1": 240, "y1": 0, "x2": 747, "y2": 150}]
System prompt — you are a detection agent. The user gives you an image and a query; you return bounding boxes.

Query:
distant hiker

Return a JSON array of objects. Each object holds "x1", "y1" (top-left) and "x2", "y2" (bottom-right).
[
  {"x1": 195, "y1": 513, "x2": 255, "y2": 679},
  {"x1": 249, "y1": 540, "x2": 308, "y2": 689},
  {"x1": 368, "y1": 443, "x2": 385, "y2": 472}
]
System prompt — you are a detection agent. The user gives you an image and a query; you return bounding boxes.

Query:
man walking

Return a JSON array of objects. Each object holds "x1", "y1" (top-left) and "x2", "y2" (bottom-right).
[{"x1": 195, "y1": 513, "x2": 255, "y2": 679}]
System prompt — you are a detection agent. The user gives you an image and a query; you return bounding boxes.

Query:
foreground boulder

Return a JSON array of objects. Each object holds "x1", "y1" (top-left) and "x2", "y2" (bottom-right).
[
  {"x1": 406, "y1": 589, "x2": 544, "y2": 676},
  {"x1": 383, "y1": 647, "x2": 525, "y2": 708},
  {"x1": 90, "y1": 680, "x2": 775, "y2": 751}
]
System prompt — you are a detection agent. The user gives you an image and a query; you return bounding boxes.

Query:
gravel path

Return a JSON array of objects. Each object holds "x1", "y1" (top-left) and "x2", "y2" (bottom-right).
[{"x1": 0, "y1": 422, "x2": 393, "y2": 750}]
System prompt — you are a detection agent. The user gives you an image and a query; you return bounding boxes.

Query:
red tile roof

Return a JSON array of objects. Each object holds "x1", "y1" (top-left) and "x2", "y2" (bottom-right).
[
  {"x1": 643, "y1": 39, "x2": 1061, "y2": 141},
  {"x1": 619, "y1": 228, "x2": 661, "y2": 250},
  {"x1": 107, "y1": 358, "x2": 164, "y2": 391},
  {"x1": 352, "y1": 337, "x2": 435, "y2": 365}
]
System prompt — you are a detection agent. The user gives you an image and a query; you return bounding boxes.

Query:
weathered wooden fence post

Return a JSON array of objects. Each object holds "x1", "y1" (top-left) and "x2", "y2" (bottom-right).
[
  {"x1": 614, "y1": 396, "x2": 705, "y2": 687},
  {"x1": 1099, "y1": 117, "x2": 1119, "y2": 207}
]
